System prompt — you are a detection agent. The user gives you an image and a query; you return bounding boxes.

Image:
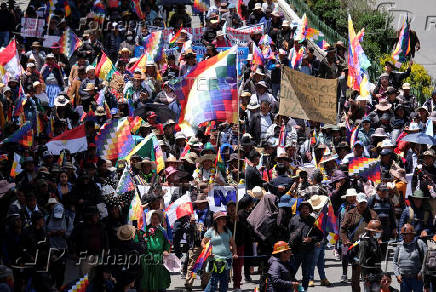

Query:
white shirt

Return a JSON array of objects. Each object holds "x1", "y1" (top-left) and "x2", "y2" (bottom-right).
[
  {"x1": 250, "y1": 92, "x2": 276, "y2": 105},
  {"x1": 260, "y1": 113, "x2": 272, "y2": 139}
]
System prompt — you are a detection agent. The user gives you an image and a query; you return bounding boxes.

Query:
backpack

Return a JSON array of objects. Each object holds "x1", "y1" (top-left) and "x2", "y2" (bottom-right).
[{"x1": 425, "y1": 241, "x2": 436, "y2": 275}]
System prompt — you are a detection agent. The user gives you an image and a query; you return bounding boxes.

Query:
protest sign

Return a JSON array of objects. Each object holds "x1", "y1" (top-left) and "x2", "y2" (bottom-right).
[
  {"x1": 226, "y1": 24, "x2": 264, "y2": 46},
  {"x1": 163, "y1": 253, "x2": 182, "y2": 273},
  {"x1": 278, "y1": 66, "x2": 337, "y2": 124},
  {"x1": 137, "y1": 185, "x2": 180, "y2": 208},
  {"x1": 207, "y1": 185, "x2": 246, "y2": 212},
  {"x1": 21, "y1": 18, "x2": 45, "y2": 38},
  {"x1": 192, "y1": 46, "x2": 249, "y2": 62},
  {"x1": 42, "y1": 35, "x2": 60, "y2": 48}
]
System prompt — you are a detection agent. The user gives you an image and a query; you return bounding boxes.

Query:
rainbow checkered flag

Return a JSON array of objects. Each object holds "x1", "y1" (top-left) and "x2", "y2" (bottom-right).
[
  {"x1": 348, "y1": 157, "x2": 381, "y2": 184},
  {"x1": 178, "y1": 47, "x2": 238, "y2": 132},
  {"x1": 116, "y1": 166, "x2": 135, "y2": 194},
  {"x1": 59, "y1": 27, "x2": 83, "y2": 59},
  {"x1": 2, "y1": 121, "x2": 34, "y2": 147}
]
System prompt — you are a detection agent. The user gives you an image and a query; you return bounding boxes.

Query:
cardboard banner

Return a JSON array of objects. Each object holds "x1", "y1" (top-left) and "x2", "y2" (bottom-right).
[
  {"x1": 226, "y1": 24, "x2": 264, "y2": 46},
  {"x1": 21, "y1": 18, "x2": 45, "y2": 38},
  {"x1": 144, "y1": 25, "x2": 262, "y2": 51},
  {"x1": 278, "y1": 66, "x2": 337, "y2": 124}
]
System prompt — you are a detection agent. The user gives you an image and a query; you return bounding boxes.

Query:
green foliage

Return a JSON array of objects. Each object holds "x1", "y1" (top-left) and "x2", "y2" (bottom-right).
[
  {"x1": 379, "y1": 54, "x2": 433, "y2": 104},
  {"x1": 305, "y1": 0, "x2": 394, "y2": 62}
]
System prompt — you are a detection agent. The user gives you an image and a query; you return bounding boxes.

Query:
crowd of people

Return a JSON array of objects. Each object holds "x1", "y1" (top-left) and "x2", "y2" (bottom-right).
[{"x1": 0, "y1": 0, "x2": 435, "y2": 292}]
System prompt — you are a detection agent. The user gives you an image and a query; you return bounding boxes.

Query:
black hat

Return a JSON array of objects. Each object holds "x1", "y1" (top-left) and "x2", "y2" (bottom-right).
[
  {"x1": 385, "y1": 61, "x2": 394, "y2": 67},
  {"x1": 298, "y1": 201, "x2": 313, "y2": 212},
  {"x1": 240, "y1": 135, "x2": 254, "y2": 146}
]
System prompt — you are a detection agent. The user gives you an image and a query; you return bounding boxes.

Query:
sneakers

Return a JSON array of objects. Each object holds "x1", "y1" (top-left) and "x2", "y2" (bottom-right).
[
  {"x1": 320, "y1": 279, "x2": 332, "y2": 287},
  {"x1": 308, "y1": 280, "x2": 315, "y2": 287},
  {"x1": 340, "y1": 274, "x2": 347, "y2": 283}
]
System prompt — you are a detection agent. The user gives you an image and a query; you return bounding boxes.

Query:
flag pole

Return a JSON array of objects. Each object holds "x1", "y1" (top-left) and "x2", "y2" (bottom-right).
[{"x1": 233, "y1": 45, "x2": 240, "y2": 241}]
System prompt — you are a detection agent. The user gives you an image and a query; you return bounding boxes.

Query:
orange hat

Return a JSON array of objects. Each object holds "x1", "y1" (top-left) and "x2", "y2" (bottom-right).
[{"x1": 272, "y1": 241, "x2": 292, "y2": 255}]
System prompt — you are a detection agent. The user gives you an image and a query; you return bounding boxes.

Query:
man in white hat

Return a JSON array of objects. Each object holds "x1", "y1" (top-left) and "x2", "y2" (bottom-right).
[
  {"x1": 213, "y1": 30, "x2": 231, "y2": 48},
  {"x1": 340, "y1": 192, "x2": 378, "y2": 291},
  {"x1": 79, "y1": 65, "x2": 101, "y2": 100},
  {"x1": 248, "y1": 3, "x2": 265, "y2": 25},
  {"x1": 398, "y1": 82, "x2": 418, "y2": 113}
]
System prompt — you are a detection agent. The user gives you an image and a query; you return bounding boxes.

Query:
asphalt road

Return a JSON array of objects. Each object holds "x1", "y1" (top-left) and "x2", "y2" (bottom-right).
[
  {"x1": 62, "y1": 244, "x2": 399, "y2": 291},
  {"x1": 167, "y1": 245, "x2": 401, "y2": 292}
]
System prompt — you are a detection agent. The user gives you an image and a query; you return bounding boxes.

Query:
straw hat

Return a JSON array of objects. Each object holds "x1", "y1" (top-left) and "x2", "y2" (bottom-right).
[
  {"x1": 390, "y1": 167, "x2": 406, "y2": 183},
  {"x1": 308, "y1": 195, "x2": 329, "y2": 210},
  {"x1": 194, "y1": 193, "x2": 209, "y2": 204},
  {"x1": 165, "y1": 155, "x2": 181, "y2": 164},
  {"x1": 247, "y1": 186, "x2": 266, "y2": 199},
  {"x1": 134, "y1": 158, "x2": 156, "y2": 169},
  {"x1": 181, "y1": 152, "x2": 199, "y2": 164},
  {"x1": 341, "y1": 188, "x2": 358, "y2": 199},
  {"x1": 84, "y1": 83, "x2": 97, "y2": 91},
  {"x1": 95, "y1": 106, "x2": 105, "y2": 116},
  {"x1": 372, "y1": 128, "x2": 388, "y2": 138},
  {"x1": 54, "y1": 95, "x2": 69, "y2": 107},
  {"x1": 195, "y1": 153, "x2": 216, "y2": 164},
  {"x1": 247, "y1": 100, "x2": 260, "y2": 110},
  {"x1": 117, "y1": 225, "x2": 135, "y2": 241},
  {"x1": 375, "y1": 99, "x2": 392, "y2": 111}
]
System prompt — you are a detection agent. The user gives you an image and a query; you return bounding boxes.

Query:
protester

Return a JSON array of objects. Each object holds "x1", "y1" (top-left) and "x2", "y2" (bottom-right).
[
  {"x1": 393, "y1": 223, "x2": 427, "y2": 292},
  {"x1": 267, "y1": 241, "x2": 299, "y2": 292},
  {"x1": 359, "y1": 219, "x2": 383, "y2": 292},
  {"x1": 0, "y1": 1, "x2": 434, "y2": 291},
  {"x1": 202, "y1": 211, "x2": 238, "y2": 292}
]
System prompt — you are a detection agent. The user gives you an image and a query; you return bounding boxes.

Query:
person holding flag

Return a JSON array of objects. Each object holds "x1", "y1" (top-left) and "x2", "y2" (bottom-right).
[
  {"x1": 340, "y1": 193, "x2": 379, "y2": 292},
  {"x1": 308, "y1": 194, "x2": 332, "y2": 287}
]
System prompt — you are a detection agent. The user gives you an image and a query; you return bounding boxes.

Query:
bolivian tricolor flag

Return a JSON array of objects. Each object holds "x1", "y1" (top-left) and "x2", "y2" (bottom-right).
[{"x1": 95, "y1": 52, "x2": 118, "y2": 81}]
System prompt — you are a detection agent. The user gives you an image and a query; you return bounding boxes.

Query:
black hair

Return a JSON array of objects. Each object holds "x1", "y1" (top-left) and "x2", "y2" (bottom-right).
[
  {"x1": 212, "y1": 220, "x2": 229, "y2": 234},
  {"x1": 381, "y1": 273, "x2": 391, "y2": 279},
  {"x1": 248, "y1": 150, "x2": 261, "y2": 162}
]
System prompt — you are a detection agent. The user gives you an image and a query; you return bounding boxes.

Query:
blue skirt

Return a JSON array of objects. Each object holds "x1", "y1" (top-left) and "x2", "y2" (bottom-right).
[{"x1": 46, "y1": 84, "x2": 61, "y2": 107}]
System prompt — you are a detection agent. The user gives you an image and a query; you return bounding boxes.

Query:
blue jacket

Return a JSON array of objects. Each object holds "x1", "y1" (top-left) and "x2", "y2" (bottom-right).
[{"x1": 267, "y1": 256, "x2": 297, "y2": 292}]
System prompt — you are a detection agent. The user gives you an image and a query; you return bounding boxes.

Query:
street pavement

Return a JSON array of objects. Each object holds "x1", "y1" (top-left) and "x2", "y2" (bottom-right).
[
  {"x1": 168, "y1": 246, "x2": 401, "y2": 291},
  {"x1": 63, "y1": 243, "x2": 401, "y2": 291}
]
